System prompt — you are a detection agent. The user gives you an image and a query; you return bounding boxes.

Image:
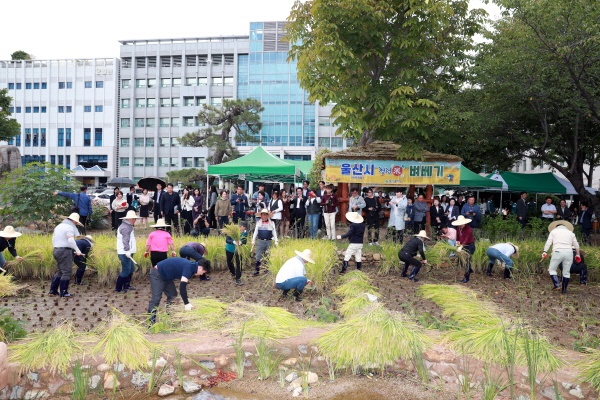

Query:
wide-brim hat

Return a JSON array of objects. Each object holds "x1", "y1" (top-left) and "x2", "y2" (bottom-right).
[
  {"x1": 259, "y1": 208, "x2": 271, "y2": 216},
  {"x1": 76, "y1": 235, "x2": 94, "y2": 243},
  {"x1": 548, "y1": 220, "x2": 574, "y2": 232},
  {"x1": 507, "y1": 242, "x2": 520, "y2": 258},
  {"x1": 120, "y1": 210, "x2": 142, "y2": 220},
  {"x1": 414, "y1": 230, "x2": 430, "y2": 240},
  {"x1": 294, "y1": 249, "x2": 315, "y2": 264},
  {"x1": 63, "y1": 213, "x2": 83, "y2": 226},
  {"x1": 451, "y1": 215, "x2": 472, "y2": 226},
  {"x1": 345, "y1": 212, "x2": 364, "y2": 224},
  {"x1": 151, "y1": 218, "x2": 171, "y2": 228},
  {"x1": 0, "y1": 226, "x2": 22, "y2": 238}
]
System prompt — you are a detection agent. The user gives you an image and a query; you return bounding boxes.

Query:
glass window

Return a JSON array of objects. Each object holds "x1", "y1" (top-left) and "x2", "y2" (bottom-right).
[
  {"x1": 16, "y1": 83, "x2": 21, "y2": 89},
  {"x1": 198, "y1": 77, "x2": 207, "y2": 86},
  {"x1": 171, "y1": 138, "x2": 178, "y2": 147},
  {"x1": 171, "y1": 98, "x2": 180, "y2": 107},
  {"x1": 33, "y1": 107, "x2": 39, "y2": 113},
  {"x1": 85, "y1": 81, "x2": 92, "y2": 88},
  {"x1": 146, "y1": 118, "x2": 155, "y2": 127},
  {"x1": 66, "y1": 82, "x2": 73, "y2": 89},
  {"x1": 145, "y1": 138, "x2": 154, "y2": 147},
  {"x1": 159, "y1": 157, "x2": 169, "y2": 167},
  {"x1": 41, "y1": 82, "x2": 47, "y2": 89},
  {"x1": 95, "y1": 81, "x2": 103, "y2": 88},
  {"x1": 145, "y1": 157, "x2": 154, "y2": 167},
  {"x1": 134, "y1": 157, "x2": 144, "y2": 167},
  {"x1": 95, "y1": 105, "x2": 103, "y2": 112},
  {"x1": 33, "y1": 82, "x2": 40, "y2": 89},
  {"x1": 94, "y1": 128, "x2": 102, "y2": 146},
  {"x1": 172, "y1": 78, "x2": 181, "y2": 87},
  {"x1": 59, "y1": 82, "x2": 66, "y2": 89},
  {"x1": 8, "y1": 83, "x2": 14, "y2": 90},
  {"x1": 135, "y1": 79, "x2": 146, "y2": 88},
  {"x1": 196, "y1": 96, "x2": 206, "y2": 106},
  {"x1": 159, "y1": 138, "x2": 169, "y2": 147},
  {"x1": 160, "y1": 56, "x2": 171, "y2": 68},
  {"x1": 211, "y1": 97, "x2": 223, "y2": 107},
  {"x1": 121, "y1": 118, "x2": 130, "y2": 128},
  {"x1": 147, "y1": 78, "x2": 156, "y2": 88},
  {"x1": 135, "y1": 118, "x2": 145, "y2": 127},
  {"x1": 161, "y1": 78, "x2": 171, "y2": 87},
  {"x1": 182, "y1": 157, "x2": 193, "y2": 168},
  {"x1": 120, "y1": 138, "x2": 130, "y2": 147},
  {"x1": 147, "y1": 98, "x2": 155, "y2": 108},
  {"x1": 318, "y1": 117, "x2": 331, "y2": 126},
  {"x1": 57, "y1": 128, "x2": 64, "y2": 147},
  {"x1": 171, "y1": 117, "x2": 179, "y2": 127},
  {"x1": 184, "y1": 96, "x2": 194, "y2": 106},
  {"x1": 41, "y1": 128, "x2": 46, "y2": 147},
  {"x1": 185, "y1": 77, "x2": 196, "y2": 86},
  {"x1": 160, "y1": 118, "x2": 170, "y2": 127},
  {"x1": 121, "y1": 99, "x2": 130, "y2": 108},
  {"x1": 83, "y1": 128, "x2": 91, "y2": 147},
  {"x1": 212, "y1": 77, "x2": 223, "y2": 86},
  {"x1": 183, "y1": 117, "x2": 195, "y2": 127},
  {"x1": 134, "y1": 138, "x2": 144, "y2": 147},
  {"x1": 25, "y1": 107, "x2": 31, "y2": 113},
  {"x1": 120, "y1": 157, "x2": 130, "y2": 167},
  {"x1": 41, "y1": 106, "x2": 46, "y2": 113},
  {"x1": 66, "y1": 106, "x2": 72, "y2": 113},
  {"x1": 160, "y1": 98, "x2": 171, "y2": 107},
  {"x1": 25, "y1": 83, "x2": 32, "y2": 89},
  {"x1": 318, "y1": 138, "x2": 331, "y2": 147},
  {"x1": 135, "y1": 98, "x2": 145, "y2": 108},
  {"x1": 194, "y1": 157, "x2": 205, "y2": 168},
  {"x1": 58, "y1": 106, "x2": 65, "y2": 113},
  {"x1": 148, "y1": 57, "x2": 157, "y2": 68},
  {"x1": 224, "y1": 77, "x2": 234, "y2": 86},
  {"x1": 84, "y1": 106, "x2": 92, "y2": 112},
  {"x1": 122, "y1": 79, "x2": 131, "y2": 89},
  {"x1": 331, "y1": 137, "x2": 343, "y2": 147}
]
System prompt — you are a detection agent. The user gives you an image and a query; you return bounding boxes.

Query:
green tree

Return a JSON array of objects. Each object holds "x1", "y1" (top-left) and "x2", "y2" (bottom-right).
[
  {"x1": 0, "y1": 162, "x2": 78, "y2": 231},
  {"x1": 178, "y1": 99, "x2": 263, "y2": 166},
  {"x1": 287, "y1": 0, "x2": 486, "y2": 151},
  {"x1": 0, "y1": 89, "x2": 20, "y2": 141},
  {"x1": 166, "y1": 168, "x2": 207, "y2": 187},
  {"x1": 10, "y1": 51, "x2": 31, "y2": 60}
]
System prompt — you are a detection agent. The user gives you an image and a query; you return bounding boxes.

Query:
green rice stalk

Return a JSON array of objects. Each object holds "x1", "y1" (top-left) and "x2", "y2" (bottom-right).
[
  {"x1": 424, "y1": 241, "x2": 455, "y2": 268},
  {"x1": 576, "y1": 348, "x2": 600, "y2": 392},
  {"x1": 251, "y1": 338, "x2": 282, "y2": 380},
  {"x1": 338, "y1": 295, "x2": 377, "y2": 318},
  {"x1": 92, "y1": 309, "x2": 156, "y2": 371},
  {"x1": 378, "y1": 242, "x2": 400, "y2": 275},
  {"x1": 9, "y1": 321, "x2": 83, "y2": 375},
  {"x1": 71, "y1": 360, "x2": 90, "y2": 400},
  {"x1": 171, "y1": 297, "x2": 229, "y2": 331},
  {"x1": 334, "y1": 275, "x2": 380, "y2": 300},
  {"x1": 221, "y1": 223, "x2": 242, "y2": 242},
  {"x1": 0, "y1": 274, "x2": 27, "y2": 297}
]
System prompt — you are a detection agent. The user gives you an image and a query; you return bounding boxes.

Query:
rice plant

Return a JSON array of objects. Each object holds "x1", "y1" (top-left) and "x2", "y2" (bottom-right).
[
  {"x1": 481, "y1": 364, "x2": 507, "y2": 400},
  {"x1": 424, "y1": 241, "x2": 455, "y2": 269},
  {"x1": 333, "y1": 271, "x2": 379, "y2": 299},
  {"x1": 92, "y1": 309, "x2": 157, "y2": 371},
  {"x1": 378, "y1": 242, "x2": 400, "y2": 275},
  {"x1": 576, "y1": 348, "x2": 600, "y2": 393},
  {"x1": 171, "y1": 297, "x2": 229, "y2": 331},
  {"x1": 9, "y1": 321, "x2": 83, "y2": 375},
  {"x1": 232, "y1": 325, "x2": 246, "y2": 379},
  {"x1": 221, "y1": 223, "x2": 252, "y2": 268},
  {"x1": 0, "y1": 274, "x2": 27, "y2": 297},
  {"x1": 314, "y1": 303, "x2": 431, "y2": 376},
  {"x1": 251, "y1": 338, "x2": 282, "y2": 380},
  {"x1": 71, "y1": 360, "x2": 90, "y2": 400}
]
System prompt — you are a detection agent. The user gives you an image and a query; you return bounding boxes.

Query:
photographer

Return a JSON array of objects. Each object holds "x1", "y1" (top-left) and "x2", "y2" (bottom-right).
[{"x1": 191, "y1": 212, "x2": 211, "y2": 237}]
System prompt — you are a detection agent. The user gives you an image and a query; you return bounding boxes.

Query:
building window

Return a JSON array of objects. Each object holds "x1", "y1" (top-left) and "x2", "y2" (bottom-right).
[
  {"x1": 198, "y1": 77, "x2": 207, "y2": 86},
  {"x1": 58, "y1": 155, "x2": 63, "y2": 166},
  {"x1": 78, "y1": 155, "x2": 108, "y2": 169},
  {"x1": 15, "y1": 107, "x2": 21, "y2": 113},
  {"x1": 211, "y1": 97, "x2": 223, "y2": 107},
  {"x1": 121, "y1": 118, "x2": 130, "y2": 128},
  {"x1": 159, "y1": 157, "x2": 169, "y2": 167},
  {"x1": 66, "y1": 128, "x2": 71, "y2": 147},
  {"x1": 50, "y1": 155, "x2": 55, "y2": 164},
  {"x1": 182, "y1": 157, "x2": 193, "y2": 168},
  {"x1": 33, "y1": 83, "x2": 40, "y2": 89},
  {"x1": 135, "y1": 79, "x2": 146, "y2": 88},
  {"x1": 172, "y1": 78, "x2": 181, "y2": 87},
  {"x1": 183, "y1": 117, "x2": 195, "y2": 127},
  {"x1": 57, "y1": 128, "x2": 64, "y2": 147},
  {"x1": 173, "y1": 56, "x2": 182, "y2": 67},
  {"x1": 15, "y1": 134, "x2": 20, "y2": 146},
  {"x1": 41, "y1": 83, "x2": 47, "y2": 89},
  {"x1": 159, "y1": 138, "x2": 169, "y2": 147},
  {"x1": 67, "y1": 82, "x2": 73, "y2": 89},
  {"x1": 95, "y1": 81, "x2": 103, "y2": 88},
  {"x1": 134, "y1": 138, "x2": 144, "y2": 147},
  {"x1": 122, "y1": 79, "x2": 131, "y2": 89},
  {"x1": 122, "y1": 58, "x2": 132, "y2": 68},
  {"x1": 59, "y1": 82, "x2": 66, "y2": 89},
  {"x1": 145, "y1": 138, "x2": 154, "y2": 147},
  {"x1": 83, "y1": 128, "x2": 91, "y2": 147},
  {"x1": 85, "y1": 81, "x2": 92, "y2": 88},
  {"x1": 148, "y1": 57, "x2": 157, "y2": 68},
  {"x1": 25, "y1": 107, "x2": 31, "y2": 113},
  {"x1": 196, "y1": 96, "x2": 207, "y2": 106},
  {"x1": 40, "y1": 128, "x2": 46, "y2": 147},
  {"x1": 185, "y1": 77, "x2": 197, "y2": 86},
  {"x1": 32, "y1": 128, "x2": 38, "y2": 146},
  {"x1": 160, "y1": 78, "x2": 171, "y2": 87},
  {"x1": 134, "y1": 157, "x2": 144, "y2": 167},
  {"x1": 146, "y1": 98, "x2": 155, "y2": 108},
  {"x1": 171, "y1": 118, "x2": 179, "y2": 127},
  {"x1": 212, "y1": 77, "x2": 223, "y2": 86},
  {"x1": 66, "y1": 106, "x2": 72, "y2": 113},
  {"x1": 318, "y1": 138, "x2": 331, "y2": 147},
  {"x1": 147, "y1": 78, "x2": 156, "y2": 88},
  {"x1": 33, "y1": 107, "x2": 39, "y2": 113},
  {"x1": 224, "y1": 77, "x2": 234, "y2": 86},
  {"x1": 160, "y1": 56, "x2": 171, "y2": 68},
  {"x1": 8, "y1": 83, "x2": 14, "y2": 90},
  {"x1": 160, "y1": 118, "x2": 170, "y2": 127},
  {"x1": 184, "y1": 97, "x2": 194, "y2": 106},
  {"x1": 66, "y1": 155, "x2": 71, "y2": 169},
  {"x1": 135, "y1": 98, "x2": 145, "y2": 108},
  {"x1": 172, "y1": 98, "x2": 180, "y2": 108},
  {"x1": 318, "y1": 117, "x2": 331, "y2": 126},
  {"x1": 120, "y1": 138, "x2": 130, "y2": 147},
  {"x1": 120, "y1": 157, "x2": 130, "y2": 167},
  {"x1": 121, "y1": 99, "x2": 130, "y2": 108},
  {"x1": 145, "y1": 157, "x2": 154, "y2": 167},
  {"x1": 41, "y1": 106, "x2": 46, "y2": 113},
  {"x1": 25, "y1": 83, "x2": 32, "y2": 89},
  {"x1": 194, "y1": 157, "x2": 205, "y2": 168},
  {"x1": 160, "y1": 98, "x2": 171, "y2": 107},
  {"x1": 136, "y1": 57, "x2": 146, "y2": 68},
  {"x1": 146, "y1": 118, "x2": 155, "y2": 127},
  {"x1": 84, "y1": 106, "x2": 92, "y2": 112},
  {"x1": 95, "y1": 105, "x2": 103, "y2": 112},
  {"x1": 135, "y1": 118, "x2": 145, "y2": 128},
  {"x1": 15, "y1": 83, "x2": 21, "y2": 89},
  {"x1": 331, "y1": 137, "x2": 343, "y2": 147},
  {"x1": 522, "y1": 160, "x2": 527, "y2": 171},
  {"x1": 58, "y1": 106, "x2": 65, "y2": 113},
  {"x1": 95, "y1": 128, "x2": 102, "y2": 146}
]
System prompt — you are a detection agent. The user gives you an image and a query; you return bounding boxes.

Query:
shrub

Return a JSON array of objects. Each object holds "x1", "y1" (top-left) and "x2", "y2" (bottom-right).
[{"x1": 0, "y1": 308, "x2": 26, "y2": 342}]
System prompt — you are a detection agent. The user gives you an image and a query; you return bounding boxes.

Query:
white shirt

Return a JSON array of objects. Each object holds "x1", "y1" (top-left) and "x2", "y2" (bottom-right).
[
  {"x1": 52, "y1": 219, "x2": 80, "y2": 249},
  {"x1": 269, "y1": 199, "x2": 283, "y2": 220},
  {"x1": 541, "y1": 203, "x2": 557, "y2": 219},
  {"x1": 275, "y1": 256, "x2": 306, "y2": 283},
  {"x1": 490, "y1": 243, "x2": 515, "y2": 257},
  {"x1": 544, "y1": 225, "x2": 579, "y2": 252}
]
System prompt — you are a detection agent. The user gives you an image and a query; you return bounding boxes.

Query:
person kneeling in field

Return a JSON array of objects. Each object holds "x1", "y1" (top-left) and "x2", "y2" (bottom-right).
[
  {"x1": 147, "y1": 257, "x2": 211, "y2": 325},
  {"x1": 275, "y1": 249, "x2": 314, "y2": 302},
  {"x1": 398, "y1": 230, "x2": 429, "y2": 282},
  {"x1": 486, "y1": 242, "x2": 519, "y2": 279}
]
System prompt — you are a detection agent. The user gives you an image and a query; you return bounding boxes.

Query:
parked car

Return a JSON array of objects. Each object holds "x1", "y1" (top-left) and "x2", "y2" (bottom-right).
[{"x1": 90, "y1": 193, "x2": 111, "y2": 208}]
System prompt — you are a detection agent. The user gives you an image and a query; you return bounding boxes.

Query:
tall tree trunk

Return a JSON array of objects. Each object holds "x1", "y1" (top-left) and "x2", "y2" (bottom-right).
[
  {"x1": 211, "y1": 149, "x2": 226, "y2": 166},
  {"x1": 359, "y1": 129, "x2": 375, "y2": 146}
]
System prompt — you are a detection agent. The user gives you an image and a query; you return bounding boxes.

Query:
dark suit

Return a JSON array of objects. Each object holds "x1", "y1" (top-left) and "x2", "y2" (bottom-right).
[
  {"x1": 126, "y1": 192, "x2": 138, "y2": 211},
  {"x1": 159, "y1": 191, "x2": 182, "y2": 233},
  {"x1": 152, "y1": 190, "x2": 164, "y2": 223},
  {"x1": 290, "y1": 196, "x2": 307, "y2": 238},
  {"x1": 557, "y1": 206, "x2": 572, "y2": 221},
  {"x1": 430, "y1": 205, "x2": 445, "y2": 230},
  {"x1": 446, "y1": 205, "x2": 460, "y2": 227},
  {"x1": 517, "y1": 198, "x2": 528, "y2": 227},
  {"x1": 579, "y1": 208, "x2": 593, "y2": 245}
]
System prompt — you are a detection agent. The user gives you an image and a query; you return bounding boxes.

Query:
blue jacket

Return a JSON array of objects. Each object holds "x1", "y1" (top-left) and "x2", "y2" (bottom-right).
[
  {"x1": 579, "y1": 208, "x2": 593, "y2": 229},
  {"x1": 230, "y1": 194, "x2": 248, "y2": 215},
  {"x1": 58, "y1": 191, "x2": 93, "y2": 217},
  {"x1": 413, "y1": 201, "x2": 429, "y2": 222},
  {"x1": 461, "y1": 203, "x2": 482, "y2": 228}
]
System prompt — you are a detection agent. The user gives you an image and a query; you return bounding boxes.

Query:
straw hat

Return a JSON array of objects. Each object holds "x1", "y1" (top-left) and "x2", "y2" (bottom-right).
[
  {"x1": 151, "y1": 218, "x2": 171, "y2": 228},
  {"x1": 294, "y1": 249, "x2": 315, "y2": 264},
  {"x1": 507, "y1": 242, "x2": 520, "y2": 258},
  {"x1": 451, "y1": 215, "x2": 472, "y2": 227},
  {"x1": 259, "y1": 208, "x2": 271, "y2": 216},
  {"x1": 345, "y1": 212, "x2": 364, "y2": 224},
  {"x1": 76, "y1": 235, "x2": 94, "y2": 243},
  {"x1": 120, "y1": 210, "x2": 142, "y2": 219},
  {"x1": 0, "y1": 226, "x2": 22, "y2": 238},
  {"x1": 65, "y1": 213, "x2": 83, "y2": 226},
  {"x1": 548, "y1": 220, "x2": 574, "y2": 232},
  {"x1": 414, "y1": 230, "x2": 431, "y2": 240}
]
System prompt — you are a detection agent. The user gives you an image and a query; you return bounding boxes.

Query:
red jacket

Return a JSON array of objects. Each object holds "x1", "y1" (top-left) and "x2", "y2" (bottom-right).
[{"x1": 456, "y1": 225, "x2": 474, "y2": 246}]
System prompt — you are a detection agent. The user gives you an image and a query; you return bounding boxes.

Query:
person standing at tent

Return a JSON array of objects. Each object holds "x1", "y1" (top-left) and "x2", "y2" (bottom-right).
[
  {"x1": 453, "y1": 215, "x2": 476, "y2": 283},
  {"x1": 542, "y1": 220, "x2": 580, "y2": 293},
  {"x1": 541, "y1": 196, "x2": 557, "y2": 223},
  {"x1": 321, "y1": 184, "x2": 339, "y2": 240},
  {"x1": 252, "y1": 209, "x2": 279, "y2": 276},
  {"x1": 557, "y1": 199, "x2": 572, "y2": 222},
  {"x1": 231, "y1": 185, "x2": 248, "y2": 224},
  {"x1": 306, "y1": 191, "x2": 322, "y2": 239},
  {"x1": 290, "y1": 187, "x2": 307, "y2": 238},
  {"x1": 214, "y1": 189, "x2": 233, "y2": 231},
  {"x1": 486, "y1": 196, "x2": 496, "y2": 215},
  {"x1": 579, "y1": 202, "x2": 593, "y2": 245},
  {"x1": 461, "y1": 196, "x2": 481, "y2": 228},
  {"x1": 413, "y1": 194, "x2": 429, "y2": 233},
  {"x1": 517, "y1": 192, "x2": 528, "y2": 228}
]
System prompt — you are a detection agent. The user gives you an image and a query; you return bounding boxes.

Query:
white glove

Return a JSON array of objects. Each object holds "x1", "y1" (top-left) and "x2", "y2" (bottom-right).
[
  {"x1": 336, "y1": 235, "x2": 341, "y2": 240},
  {"x1": 125, "y1": 251, "x2": 131, "y2": 258},
  {"x1": 184, "y1": 303, "x2": 193, "y2": 311},
  {"x1": 274, "y1": 241, "x2": 279, "y2": 247},
  {"x1": 457, "y1": 246, "x2": 463, "y2": 253}
]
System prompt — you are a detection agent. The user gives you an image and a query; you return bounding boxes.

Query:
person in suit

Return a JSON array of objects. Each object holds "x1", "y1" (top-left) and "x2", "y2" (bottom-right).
[
  {"x1": 159, "y1": 183, "x2": 182, "y2": 235},
  {"x1": 579, "y1": 202, "x2": 593, "y2": 245},
  {"x1": 109, "y1": 187, "x2": 120, "y2": 231},
  {"x1": 557, "y1": 199, "x2": 572, "y2": 221},
  {"x1": 516, "y1": 191, "x2": 528, "y2": 228},
  {"x1": 290, "y1": 187, "x2": 307, "y2": 238},
  {"x1": 445, "y1": 198, "x2": 460, "y2": 227},
  {"x1": 126, "y1": 186, "x2": 138, "y2": 212},
  {"x1": 153, "y1": 183, "x2": 164, "y2": 223},
  {"x1": 430, "y1": 198, "x2": 445, "y2": 235}
]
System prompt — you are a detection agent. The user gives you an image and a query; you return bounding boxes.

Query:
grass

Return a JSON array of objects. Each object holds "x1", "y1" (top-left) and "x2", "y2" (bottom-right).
[
  {"x1": 9, "y1": 321, "x2": 83, "y2": 375},
  {"x1": 232, "y1": 325, "x2": 246, "y2": 379},
  {"x1": 0, "y1": 308, "x2": 27, "y2": 343},
  {"x1": 71, "y1": 360, "x2": 90, "y2": 400},
  {"x1": 172, "y1": 297, "x2": 229, "y2": 331},
  {"x1": 378, "y1": 242, "x2": 399, "y2": 275},
  {"x1": 252, "y1": 338, "x2": 282, "y2": 380},
  {"x1": 577, "y1": 348, "x2": 600, "y2": 393}
]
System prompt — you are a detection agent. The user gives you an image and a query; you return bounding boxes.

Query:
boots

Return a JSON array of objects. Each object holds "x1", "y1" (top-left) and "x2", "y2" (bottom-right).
[
  {"x1": 550, "y1": 275, "x2": 560, "y2": 290},
  {"x1": 253, "y1": 261, "x2": 261, "y2": 276},
  {"x1": 115, "y1": 276, "x2": 126, "y2": 292},
  {"x1": 59, "y1": 280, "x2": 72, "y2": 297},
  {"x1": 281, "y1": 289, "x2": 290, "y2": 299},
  {"x1": 356, "y1": 262, "x2": 362, "y2": 271},
  {"x1": 340, "y1": 261, "x2": 348, "y2": 274},
  {"x1": 486, "y1": 263, "x2": 494, "y2": 277},
  {"x1": 580, "y1": 270, "x2": 588, "y2": 285},
  {"x1": 401, "y1": 263, "x2": 409, "y2": 277},
  {"x1": 461, "y1": 271, "x2": 471, "y2": 283},
  {"x1": 124, "y1": 273, "x2": 136, "y2": 291},
  {"x1": 408, "y1": 266, "x2": 421, "y2": 282},
  {"x1": 504, "y1": 267, "x2": 512, "y2": 279},
  {"x1": 48, "y1": 276, "x2": 60, "y2": 295},
  {"x1": 293, "y1": 289, "x2": 303, "y2": 302},
  {"x1": 75, "y1": 268, "x2": 85, "y2": 285},
  {"x1": 561, "y1": 277, "x2": 570, "y2": 294},
  {"x1": 200, "y1": 274, "x2": 211, "y2": 281}
]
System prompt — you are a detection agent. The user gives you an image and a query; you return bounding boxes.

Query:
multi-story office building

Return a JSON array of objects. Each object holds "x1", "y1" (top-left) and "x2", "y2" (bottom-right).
[{"x1": 0, "y1": 58, "x2": 118, "y2": 185}]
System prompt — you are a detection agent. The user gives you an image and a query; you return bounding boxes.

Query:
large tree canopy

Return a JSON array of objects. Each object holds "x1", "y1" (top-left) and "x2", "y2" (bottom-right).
[
  {"x1": 287, "y1": 0, "x2": 486, "y2": 152},
  {"x1": 10, "y1": 51, "x2": 31, "y2": 60},
  {"x1": 0, "y1": 89, "x2": 20, "y2": 141},
  {"x1": 178, "y1": 98, "x2": 263, "y2": 166}
]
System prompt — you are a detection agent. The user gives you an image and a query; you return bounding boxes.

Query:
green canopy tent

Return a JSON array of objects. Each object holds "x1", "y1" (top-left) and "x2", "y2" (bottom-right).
[
  {"x1": 207, "y1": 146, "x2": 303, "y2": 183},
  {"x1": 485, "y1": 171, "x2": 567, "y2": 194},
  {"x1": 443, "y1": 166, "x2": 504, "y2": 189},
  {"x1": 283, "y1": 160, "x2": 313, "y2": 177}
]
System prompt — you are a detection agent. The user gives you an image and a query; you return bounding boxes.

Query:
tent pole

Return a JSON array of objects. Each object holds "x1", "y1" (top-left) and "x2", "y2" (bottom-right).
[{"x1": 206, "y1": 174, "x2": 210, "y2": 208}]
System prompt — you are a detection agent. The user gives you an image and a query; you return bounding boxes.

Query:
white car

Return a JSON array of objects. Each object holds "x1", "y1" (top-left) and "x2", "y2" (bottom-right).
[{"x1": 90, "y1": 193, "x2": 111, "y2": 208}]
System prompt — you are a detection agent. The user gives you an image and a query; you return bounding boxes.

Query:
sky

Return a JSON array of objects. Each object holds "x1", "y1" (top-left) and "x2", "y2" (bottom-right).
[{"x1": 0, "y1": 0, "x2": 500, "y2": 60}]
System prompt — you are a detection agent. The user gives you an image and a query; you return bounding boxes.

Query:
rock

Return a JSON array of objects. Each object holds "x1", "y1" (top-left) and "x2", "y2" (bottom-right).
[
  {"x1": 292, "y1": 386, "x2": 303, "y2": 397},
  {"x1": 103, "y1": 373, "x2": 120, "y2": 390},
  {"x1": 561, "y1": 382, "x2": 572, "y2": 390},
  {"x1": 515, "y1": 396, "x2": 530, "y2": 400},
  {"x1": 199, "y1": 361, "x2": 215, "y2": 370},
  {"x1": 541, "y1": 386, "x2": 563, "y2": 400},
  {"x1": 569, "y1": 387, "x2": 584, "y2": 399},
  {"x1": 188, "y1": 369, "x2": 199, "y2": 376},
  {"x1": 279, "y1": 347, "x2": 292, "y2": 356},
  {"x1": 289, "y1": 378, "x2": 302, "y2": 390},
  {"x1": 213, "y1": 355, "x2": 229, "y2": 367},
  {"x1": 372, "y1": 253, "x2": 381, "y2": 261},
  {"x1": 192, "y1": 391, "x2": 228, "y2": 400},
  {"x1": 113, "y1": 363, "x2": 125, "y2": 372},
  {"x1": 285, "y1": 372, "x2": 298, "y2": 382},
  {"x1": 306, "y1": 372, "x2": 318, "y2": 384},
  {"x1": 0, "y1": 146, "x2": 21, "y2": 175},
  {"x1": 9, "y1": 386, "x2": 23, "y2": 400},
  {"x1": 153, "y1": 357, "x2": 168, "y2": 368},
  {"x1": 183, "y1": 380, "x2": 202, "y2": 393},
  {"x1": 317, "y1": 356, "x2": 326, "y2": 362},
  {"x1": 282, "y1": 358, "x2": 297, "y2": 366},
  {"x1": 26, "y1": 372, "x2": 39, "y2": 382},
  {"x1": 298, "y1": 345, "x2": 308, "y2": 355},
  {"x1": 243, "y1": 359, "x2": 252, "y2": 367},
  {"x1": 97, "y1": 363, "x2": 110, "y2": 372},
  {"x1": 23, "y1": 390, "x2": 49, "y2": 400},
  {"x1": 88, "y1": 375, "x2": 101, "y2": 389},
  {"x1": 158, "y1": 383, "x2": 175, "y2": 396},
  {"x1": 131, "y1": 371, "x2": 150, "y2": 388},
  {"x1": 244, "y1": 352, "x2": 253, "y2": 357}
]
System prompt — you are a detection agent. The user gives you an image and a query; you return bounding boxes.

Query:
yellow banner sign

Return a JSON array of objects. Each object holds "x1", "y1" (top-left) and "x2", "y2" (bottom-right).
[{"x1": 324, "y1": 159, "x2": 461, "y2": 185}]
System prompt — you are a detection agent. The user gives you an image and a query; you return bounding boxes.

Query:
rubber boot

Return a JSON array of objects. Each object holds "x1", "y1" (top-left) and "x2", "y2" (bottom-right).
[
  {"x1": 461, "y1": 271, "x2": 470, "y2": 283},
  {"x1": 409, "y1": 266, "x2": 421, "y2": 282},
  {"x1": 281, "y1": 289, "x2": 290, "y2": 299},
  {"x1": 340, "y1": 261, "x2": 348, "y2": 274},
  {"x1": 124, "y1": 273, "x2": 136, "y2": 291},
  {"x1": 580, "y1": 270, "x2": 588, "y2": 285},
  {"x1": 253, "y1": 261, "x2": 261, "y2": 276},
  {"x1": 486, "y1": 263, "x2": 494, "y2": 277},
  {"x1": 504, "y1": 267, "x2": 512, "y2": 279},
  {"x1": 115, "y1": 276, "x2": 126, "y2": 292},
  {"x1": 48, "y1": 276, "x2": 60, "y2": 295},
  {"x1": 59, "y1": 280, "x2": 72, "y2": 297},
  {"x1": 75, "y1": 268, "x2": 85, "y2": 285},
  {"x1": 561, "y1": 277, "x2": 570, "y2": 294},
  {"x1": 293, "y1": 289, "x2": 303, "y2": 302},
  {"x1": 356, "y1": 262, "x2": 362, "y2": 271},
  {"x1": 550, "y1": 275, "x2": 560, "y2": 290},
  {"x1": 401, "y1": 263, "x2": 409, "y2": 277}
]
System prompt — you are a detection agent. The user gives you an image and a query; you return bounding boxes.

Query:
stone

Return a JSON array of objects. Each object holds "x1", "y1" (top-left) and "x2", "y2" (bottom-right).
[
  {"x1": 213, "y1": 355, "x2": 229, "y2": 367},
  {"x1": 285, "y1": 372, "x2": 298, "y2": 382},
  {"x1": 182, "y1": 380, "x2": 201, "y2": 393},
  {"x1": 113, "y1": 363, "x2": 125, "y2": 372},
  {"x1": 97, "y1": 363, "x2": 110, "y2": 372},
  {"x1": 289, "y1": 378, "x2": 302, "y2": 390},
  {"x1": 569, "y1": 387, "x2": 584, "y2": 399},
  {"x1": 0, "y1": 146, "x2": 21, "y2": 175},
  {"x1": 279, "y1": 347, "x2": 292, "y2": 356},
  {"x1": 244, "y1": 352, "x2": 253, "y2": 357},
  {"x1": 541, "y1": 386, "x2": 563, "y2": 400},
  {"x1": 282, "y1": 358, "x2": 297, "y2": 366},
  {"x1": 26, "y1": 372, "x2": 39, "y2": 382},
  {"x1": 515, "y1": 396, "x2": 530, "y2": 400},
  {"x1": 292, "y1": 386, "x2": 303, "y2": 397},
  {"x1": 188, "y1": 369, "x2": 199, "y2": 376},
  {"x1": 372, "y1": 253, "x2": 381, "y2": 261},
  {"x1": 298, "y1": 345, "x2": 308, "y2": 354},
  {"x1": 158, "y1": 383, "x2": 175, "y2": 396},
  {"x1": 561, "y1": 382, "x2": 572, "y2": 390},
  {"x1": 243, "y1": 359, "x2": 252, "y2": 367},
  {"x1": 23, "y1": 390, "x2": 49, "y2": 400},
  {"x1": 192, "y1": 391, "x2": 228, "y2": 400},
  {"x1": 131, "y1": 371, "x2": 150, "y2": 387},
  {"x1": 153, "y1": 357, "x2": 168, "y2": 368},
  {"x1": 88, "y1": 375, "x2": 101, "y2": 389},
  {"x1": 306, "y1": 372, "x2": 318, "y2": 384},
  {"x1": 199, "y1": 361, "x2": 215, "y2": 370},
  {"x1": 9, "y1": 386, "x2": 23, "y2": 400},
  {"x1": 103, "y1": 372, "x2": 120, "y2": 390}
]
